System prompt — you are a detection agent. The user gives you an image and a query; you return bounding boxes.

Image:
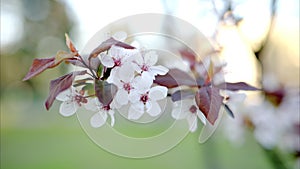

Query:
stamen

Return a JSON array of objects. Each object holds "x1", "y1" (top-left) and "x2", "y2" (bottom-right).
[
  {"x1": 141, "y1": 64, "x2": 149, "y2": 71},
  {"x1": 123, "y1": 83, "x2": 132, "y2": 92},
  {"x1": 189, "y1": 105, "x2": 197, "y2": 114},
  {"x1": 140, "y1": 94, "x2": 149, "y2": 104}
]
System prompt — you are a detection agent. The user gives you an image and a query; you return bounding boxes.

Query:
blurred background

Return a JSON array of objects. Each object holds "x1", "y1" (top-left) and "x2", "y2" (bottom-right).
[{"x1": 1, "y1": 0, "x2": 299, "y2": 169}]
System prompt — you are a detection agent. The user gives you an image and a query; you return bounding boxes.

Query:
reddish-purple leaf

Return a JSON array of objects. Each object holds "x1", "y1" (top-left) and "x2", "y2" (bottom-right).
[
  {"x1": 154, "y1": 68, "x2": 197, "y2": 88},
  {"x1": 94, "y1": 79, "x2": 117, "y2": 106},
  {"x1": 23, "y1": 51, "x2": 77, "y2": 81},
  {"x1": 45, "y1": 71, "x2": 87, "y2": 110},
  {"x1": 65, "y1": 33, "x2": 78, "y2": 53},
  {"x1": 171, "y1": 89, "x2": 195, "y2": 102},
  {"x1": 23, "y1": 57, "x2": 56, "y2": 81},
  {"x1": 216, "y1": 82, "x2": 260, "y2": 91},
  {"x1": 89, "y1": 37, "x2": 135, "y2": 59},
  {"x1": 195, "y1": 86, "x2": 223, "y2": 125},
  {"x1": 179, "y1": 48, "x2": 197, "y2": 69}
]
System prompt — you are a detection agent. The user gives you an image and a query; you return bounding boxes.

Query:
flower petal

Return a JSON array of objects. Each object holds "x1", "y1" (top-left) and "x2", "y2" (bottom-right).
[
  {"x1": 132, "y1": 75, "x2": 152, "y2": 93},
  {"x1": 56, "y1": 88, "x2": 73, "y2": 101},
  {"x1": 141, "y1": 71, "x2": 155, "y2": 80},
  {"x1": 107, "y1": 109, "x2": 115, "y2": 126},
  {"x1": 100, "y1": 53, "x2": 114, "y2": 67},
  {"x1": 128, "y1": 105, "x2": 144, "y2": 120},
  {"x1": 59, "y1": 101, "x2": 78, "y2": 117},
  {"x1": 109, "y1": 45, "x2": 122, "y2": 58},
  {"x1": 85, "y1": 98, "x2": 101, "y2": 111},
  {"x1": 90, "y1": 111, "x2": 108, "y2": 128},
  {"x1": 110, "y1": 98, "x2": 121, "y2": 109},
  {"x1": 133, "y1": 52, "x2": 143, "y2": 65},
  {"x1": 187, "y1": 114, "x2": 197, "y2": 132},
  {"x1": 115, "y1": 89, "x2": 129, "y2": 106},
  {"x1": 150, "y1": 65, "x2": 169, "y2": 76},
  {"x1": 131, "y1": 101, "x2": 145, "y2": 113},
  {"x1": 145, "y1": 100, "x2": 152, "y2": 112},
  {"x1": 149, "y1": 86, "x2": 168, "y2": 101},
  {"x1": 197, "y1": 110, "x2": 207, "y2": 125},
  {"x1": 128, "y1": 90, "x2": 140, "y2": 103},
  {"x1": 147, "y1": 101, "x2": 161, "y2": 117},
  {"x1": 144, "y1": 51, "x2": 158, "y2": 66},
  {"x1": 118, "y1": 63, "x2": 134, "y2": 82},
  {"x1": 106, "y1": 68, "x2": 118, "y2": 84}
]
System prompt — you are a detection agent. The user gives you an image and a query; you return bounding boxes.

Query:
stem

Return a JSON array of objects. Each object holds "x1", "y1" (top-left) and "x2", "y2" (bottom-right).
[
  {"x1": 77, "y1": 55, "x2": 98, "y2": 79},
  {"x1": 84, "y1": 94, "x2": 96, "y2": 98}
]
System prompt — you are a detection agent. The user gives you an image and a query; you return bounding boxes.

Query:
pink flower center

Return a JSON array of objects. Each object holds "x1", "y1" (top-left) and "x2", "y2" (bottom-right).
[
  {"x1": 123, "y1": 83, "x2": 132, "y2": 92},
  {"x1": 113, "y1": 58, "x2": 122, "y2": 67},
  {"x1": 140, "y1": 93, "x2": 149, "y2": 104},
  {"x1": 141, "y1": 64, "x2": 149, "y2": 71},
  {"x1": 74, "y1": 95, "x2": 87, "y2": 105},
  {"x1": 189, "y1": 105, "x2": 197, "y2": 114},
  {"x1": 102, "y1": 104, "x2": 111, "y2": 111}
]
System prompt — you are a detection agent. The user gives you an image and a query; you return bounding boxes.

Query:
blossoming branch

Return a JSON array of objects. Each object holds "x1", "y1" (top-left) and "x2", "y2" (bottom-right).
[{"x1": 23, "y1": 32, "x2": 259, "y2": 132}]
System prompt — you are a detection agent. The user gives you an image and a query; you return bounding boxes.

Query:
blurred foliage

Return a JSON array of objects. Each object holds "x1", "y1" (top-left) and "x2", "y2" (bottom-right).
[
  {"x1": 1, "y1": 0, "x2": 74, "y2": 98},
  {"x1": 0, "y1": 0, "x2": 298, "y2": 169}
]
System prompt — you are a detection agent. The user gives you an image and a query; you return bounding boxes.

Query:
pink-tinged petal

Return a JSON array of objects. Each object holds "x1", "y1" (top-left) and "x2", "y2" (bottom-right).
[
  {"x1": 187, "y1": 114, "x2": 197, "y2": 132},
  {"x1": 110, "y1": 98, "x2": 121, "y2": 109},
  {"x1": 56, "y1": 87, "x2": 73, "y2": 101},
  {"x1": 118, "y1": 63, "x2": 135, "y2": 82},
  {"x1": 121, "y1": 48, "x2": 138, "y2": 60},
  {"x1": 149, "y1": 86, "x2": 168, "y2": 101},
  {"x1": 132, "y1": 75, "x2": 152, "y2": 93},
  {"x1": 133, "y1": 52, "x2": 144, "y2": 65},
  {"x1": 144, "y1": 51, "x2": 158, "y2": 66},
  {"x1": 128, "y1": 90, "x2": 140, "y2": 103},
  {"x1": 132, "y1": 62, "x2": 142, "y2": 73},
  {"x1": 197, "y1": 111, "x2": 207, "y2": 125},
  {"x1": 115, "y1": 89, "x2": 129, "y2": 106},
  {"x1": 85, "y1": 98, "x2": 101, "y2": 111},
  {"x1": 109, "y1": 45, "x2": 121, "y2": 58},
  {"x1": 107, "y1": 109, "x2": 115, "y2": 126},
  {"x1": 59, "y1": 101, "x2": 78, "y2": 117},
  {"x1": 128, "y1": 105, "x2": 144, "y2": 120},
  {"x1": 147, "y1": 101, "x2": 161, "y2": 117},
  {"x1": 107, "y1": 68, "x2": 118, "y2": 84},
  {"x1": 131, "y1": 101, "x2": 145, "y2": 113},
  {"x1": 141, "y1": 71, "x2": 155, "y2": 80},
  {"x1": 150, "y1": 65, "x2": 169, "y2": 76},
  {"x1": 144, "y1": 100, "x2": 152, "y2": 112},
  {"x1": 100, "y1": 53, "x2": 114, "y2": 67},
  {"x1": 90, "y1": 111, "x2": 108, "y2": 128},
  {"x1": 112, "y1": 31, "x2": 127, "y2": 41},
  {"x1": 227, "y1": 92, "x2": 246, "y2": 103}
]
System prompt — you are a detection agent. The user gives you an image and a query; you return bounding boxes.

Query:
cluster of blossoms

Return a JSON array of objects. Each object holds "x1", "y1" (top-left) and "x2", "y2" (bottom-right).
[
  {"x1": 222, "y1": 85, "x2": 300, "y2": 162},
  {"x1": 23, "y1": 31, "x2": 258, "y2": 134}
]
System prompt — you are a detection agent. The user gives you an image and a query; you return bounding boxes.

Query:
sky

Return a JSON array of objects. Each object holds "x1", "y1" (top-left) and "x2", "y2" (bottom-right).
[{"x1": 1, "y1": 0, "x2": 299, "y2": 50}]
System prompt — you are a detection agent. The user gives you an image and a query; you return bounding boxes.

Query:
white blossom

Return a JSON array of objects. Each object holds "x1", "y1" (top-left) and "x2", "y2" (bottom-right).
[
  {"x1": 56, "y1": 86, "x2": 87, "y2": 117},
  {"x1": 132, "y1": 50, "x2": 169, "y2": 79},
  {"x1": 172, "y1": 99, "x2": 206, "y2": 132},
  {"x1": 112, "y1": 67, "x2": 135, "y2": 106},
  {"x1": 85, "y1": 98, "x2": 115, "y2": 128},
  {"x1": 99, "y1": 45, "x2": 137, "y2": 83},
  {"x1": 127, "y1": 75, "x2": 167, "y2": 120}
]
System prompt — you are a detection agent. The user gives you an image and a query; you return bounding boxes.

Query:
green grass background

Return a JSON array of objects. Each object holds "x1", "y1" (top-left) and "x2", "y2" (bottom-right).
[{"x1": 1, "y1": 91, "x2": 273, "y2": 169}]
